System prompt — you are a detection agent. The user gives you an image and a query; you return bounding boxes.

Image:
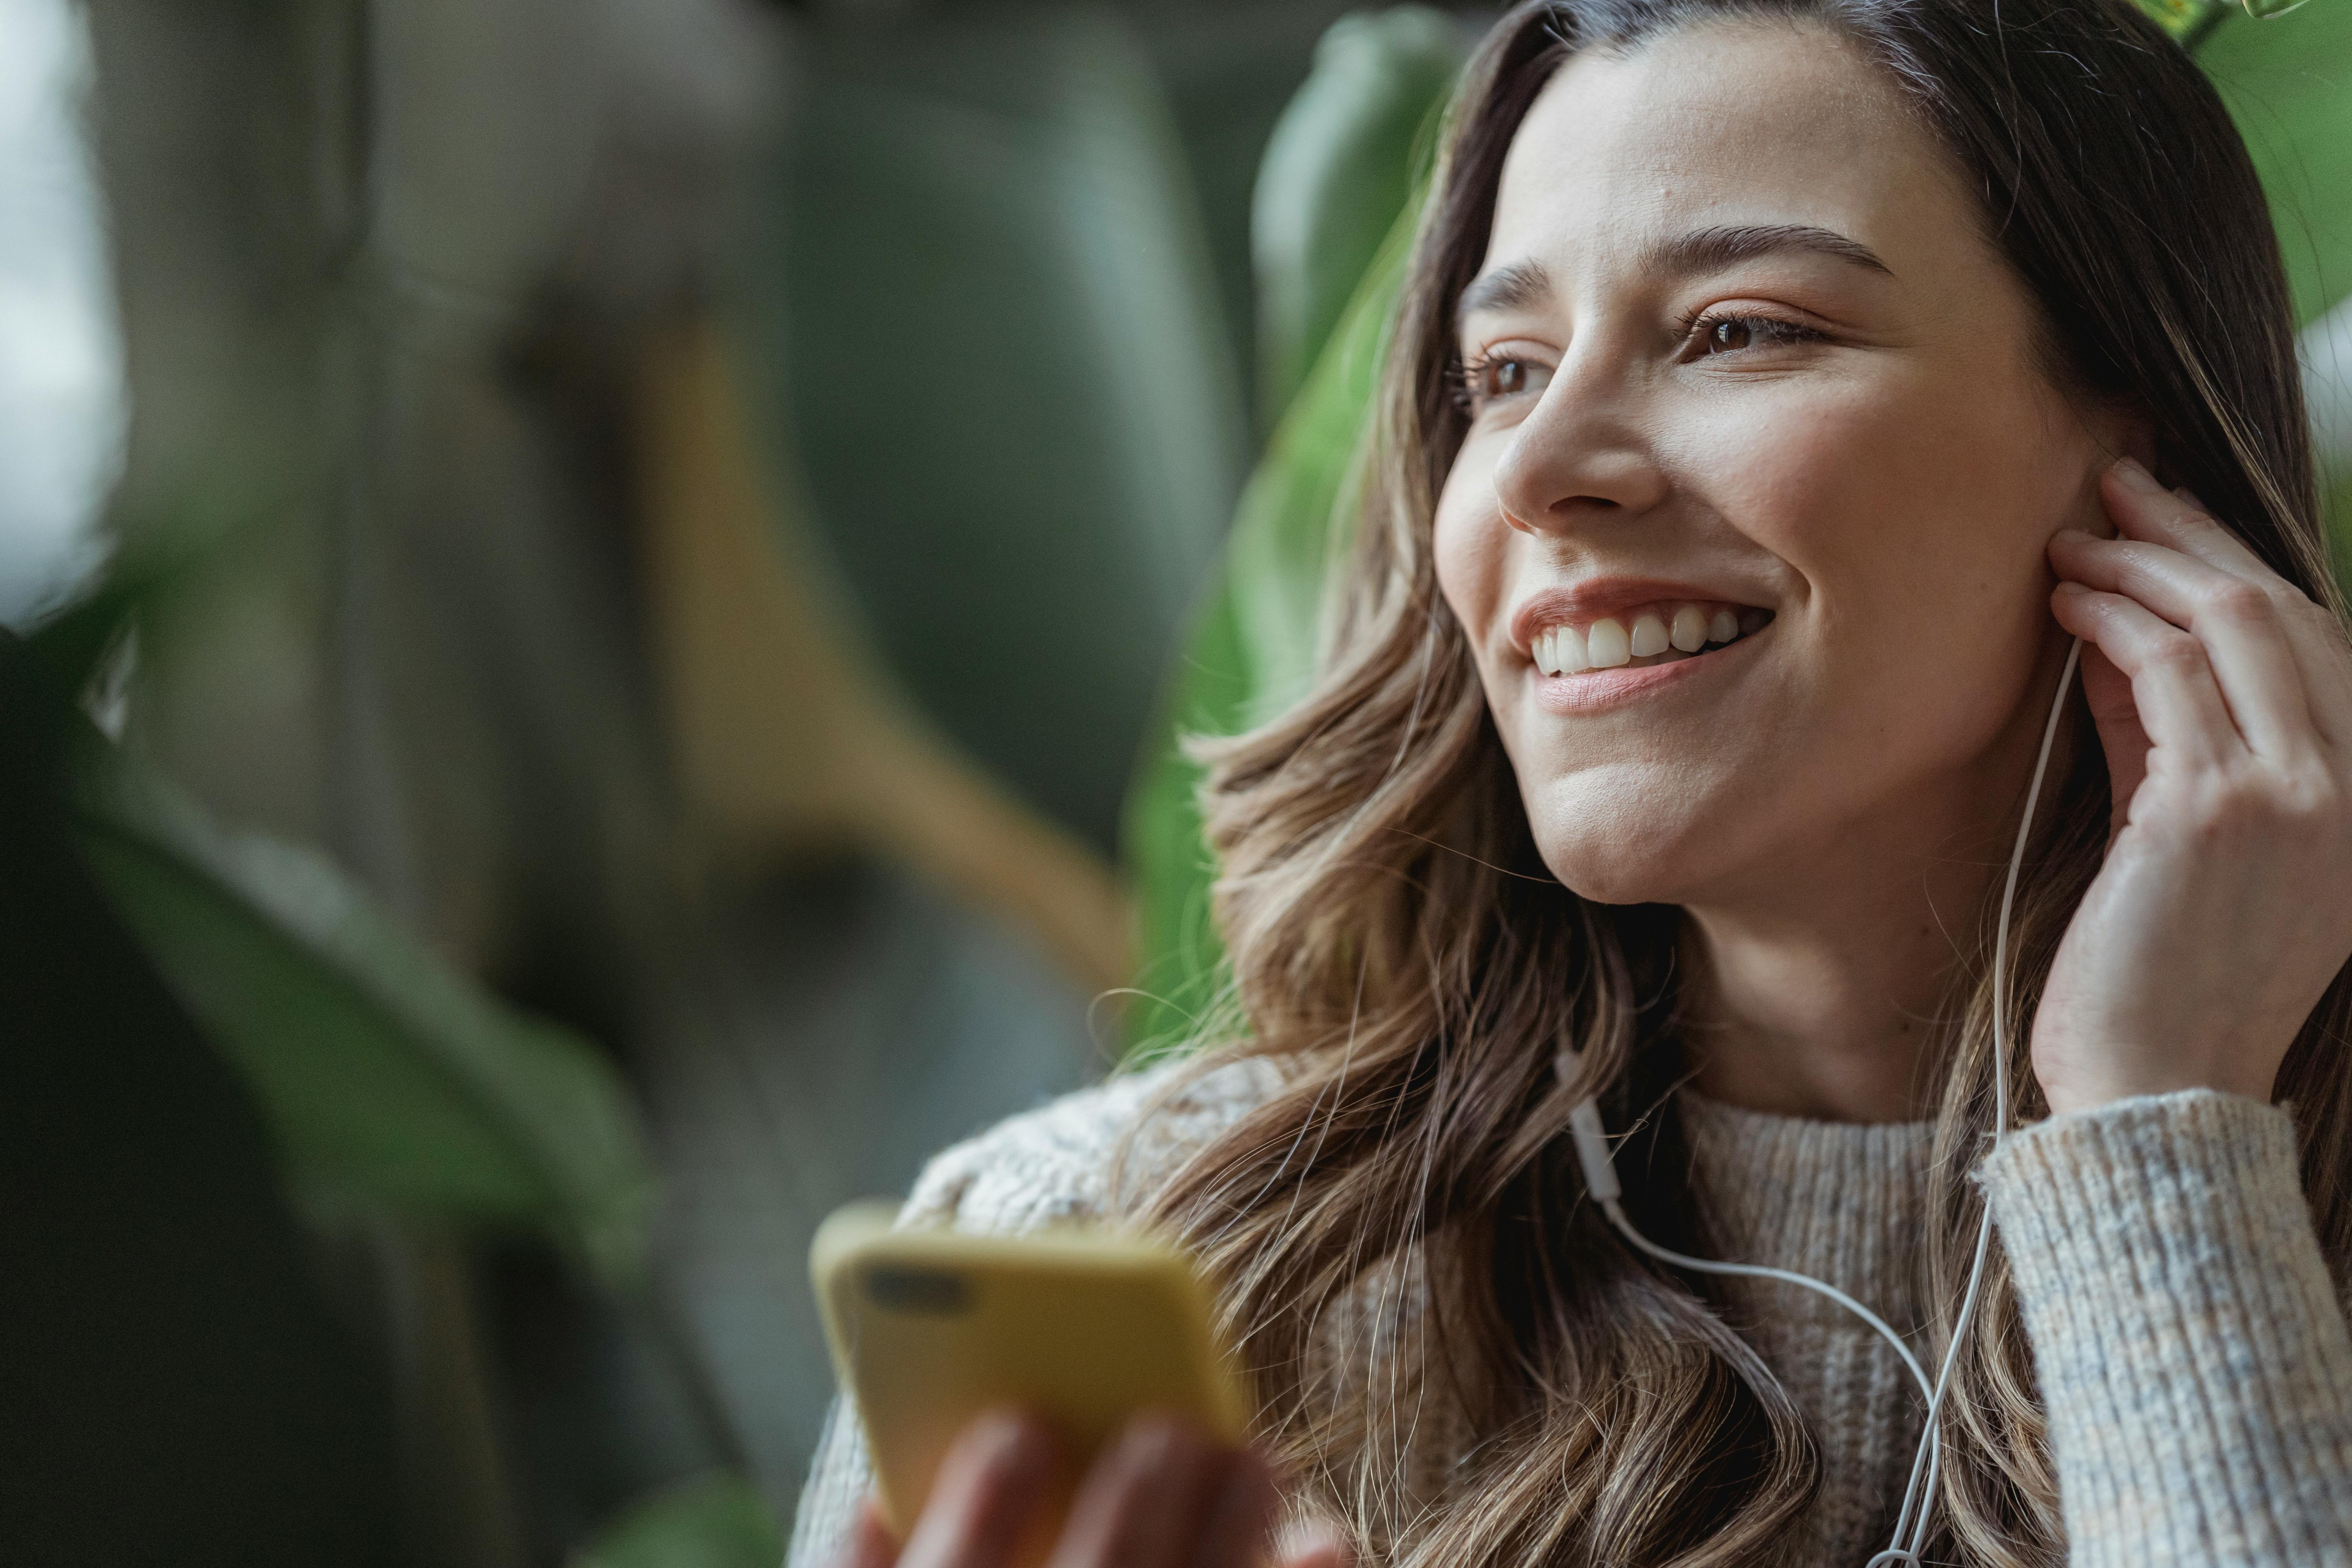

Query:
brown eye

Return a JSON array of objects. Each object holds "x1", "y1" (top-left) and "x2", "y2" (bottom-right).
[
  {"x1": 1454, "y1": 352, "x2": 1551, "y2": 410},
  {"x1": 1687, "y1": 313, "x2": 1822, "y2": 359},
  {"x1": 1481, "y1": 357, "x2": 1549, "y2": 401}
]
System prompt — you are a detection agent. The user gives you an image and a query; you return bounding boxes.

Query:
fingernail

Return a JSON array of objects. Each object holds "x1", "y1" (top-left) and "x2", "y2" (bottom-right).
[
  {"x1": 971, "y1": 1407, "x2": 1025, "y2": 1444},
  {"x1": 1120, "y1": 1411, "x2": 1203, "y2": 1465},
  {"x1": 2111, "y1": 456, "x2": 2161, "y2": 491},
  {"x1": 966, "y1": 1407, "x2": 1048, "y2": 1471},
  {"x1": 1278, "y1": 1521, "x2": 1354, "y2": 1566}
]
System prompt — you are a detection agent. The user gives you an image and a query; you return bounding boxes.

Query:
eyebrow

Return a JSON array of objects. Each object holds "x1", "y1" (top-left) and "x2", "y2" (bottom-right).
[
  {"x1": 1455, "y1": 259, "x2": 1554, "y2": 321},
  {"x1": 1643, "y1": 222, "x2": 1893, "y2": 280},
  {"x1": 1453, "y1": 222, "x2": 1893, "y2": 325}
]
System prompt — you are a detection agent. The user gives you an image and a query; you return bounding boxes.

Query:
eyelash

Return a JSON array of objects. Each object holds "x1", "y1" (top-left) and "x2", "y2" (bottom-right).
[
  {"x1": 1677, "y1": 308, "x2": 1826, "y2": 358},
  {"x1": 1452, "y1": 311, "x2": 1826, "y2": 410},
  {"x1": 1451, "y1": 352, "x2": 1530, "y2": 410}
]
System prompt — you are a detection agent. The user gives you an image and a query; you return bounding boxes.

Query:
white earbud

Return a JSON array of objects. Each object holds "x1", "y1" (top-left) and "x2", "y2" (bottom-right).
[{"x1": 1562, "y1": 636, "x2": 2081, "y2": 1567}]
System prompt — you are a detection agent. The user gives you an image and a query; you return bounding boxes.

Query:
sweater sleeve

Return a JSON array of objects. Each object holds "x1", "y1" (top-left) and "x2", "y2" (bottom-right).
[
  {"x1": 786, "y1": 1394, "x2": 877, "y2": 1568},
  {"x1": 1980, "y1": 1088, "x2": 2352, "y2": 1566}
]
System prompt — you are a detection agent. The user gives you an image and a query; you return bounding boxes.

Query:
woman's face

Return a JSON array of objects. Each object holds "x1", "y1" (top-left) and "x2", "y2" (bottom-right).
[{"x1": 1434, "y1": 22, "x2": 2123, "y2": 907}]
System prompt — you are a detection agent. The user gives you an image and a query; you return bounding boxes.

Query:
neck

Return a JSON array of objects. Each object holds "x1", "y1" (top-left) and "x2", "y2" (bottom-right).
[
  {"x1": 1677, "y1": 851, "x2": 1984, "y2": 1123},
  {"x1": 1677, "y1": 693, "x2": 2076, "y2": 1124}
]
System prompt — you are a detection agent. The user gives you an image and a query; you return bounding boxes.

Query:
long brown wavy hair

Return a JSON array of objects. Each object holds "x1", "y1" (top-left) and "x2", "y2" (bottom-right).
[{"x1": 1131, "y1": 1, "x2": 2352, "y2": 1563}]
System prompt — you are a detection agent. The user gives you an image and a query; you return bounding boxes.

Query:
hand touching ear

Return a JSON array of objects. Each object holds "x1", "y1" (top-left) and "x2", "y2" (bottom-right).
[
  {"x1": 828, "y1": 1410, "x2": 1351, "y2": 1568},
  {"x1": 2037, "y1": 457, "x2": 2352, "y2": 1116}
]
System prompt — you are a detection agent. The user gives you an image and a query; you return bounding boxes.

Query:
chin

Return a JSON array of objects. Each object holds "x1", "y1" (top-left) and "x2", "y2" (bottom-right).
[{"x1": 1523, "y1": 781, "x2": 1729, "y2": 907}]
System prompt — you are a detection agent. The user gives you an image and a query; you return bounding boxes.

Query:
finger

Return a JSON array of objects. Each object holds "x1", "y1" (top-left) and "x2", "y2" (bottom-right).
[
  {"x1": 2050, "y1": 582, "x2": 2245, "y2": 769},
  {"x1": 2048, "y1": 528, "x2": 2318, "y2": 759},
  {"x1": 2291, "y1": 615, "x2": 2352, "y2": 755},
  {"x1": 901, "y1": 1409, "x2": 1058, "y2": 1568},
  {"x1": 2165, "y1": 481, "x2": 2352, "y2": 737},
  {"x1": 2096, "y1": 461, "x2": 2352, "y2": 751},
  {"x1": 1046, "y1": 1414, "x2": 1227, "y2": 1568},
  {"x1": 1276, "y1": 1522, "x2": 1356, "y2": 1568},
  {"x1": 2101, "y1": 458, "x2": 2273, "y2": 579},
  {"x1": 1191, "y1": 1449, "x2": 1281, "y2": 1566},
  {"x1": 2076, "y1": 642, "x2": 2150, "y2": 829},
  {"x1": 833, "y1": 1498, "x2": 900, "y2": 1568},
  {"x1": 1278, "y1": 1519, "x2": 1355, "y2": 1568}
]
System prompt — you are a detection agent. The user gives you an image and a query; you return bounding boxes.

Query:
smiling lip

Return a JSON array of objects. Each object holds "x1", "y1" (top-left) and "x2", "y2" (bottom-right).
[
  {"x1": 1506, "y1": 575, "x2": 1774, "y2": 717},
  {"x1": 1506, "y1": 577, "x2": 1765, "y2": 657},
  {"x1": 1528, "y1": 623, "x2": 1767, "y2": 715}
]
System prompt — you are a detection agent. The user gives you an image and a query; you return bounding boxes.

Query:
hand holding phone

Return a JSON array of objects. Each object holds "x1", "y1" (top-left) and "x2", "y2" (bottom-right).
[
  {"x1": 811, "y1": 1203, "x2": 1348, "y2": 1568},
  {"x1": 823, "y1": 1405, "x2": 1350, "y2": 1568}
]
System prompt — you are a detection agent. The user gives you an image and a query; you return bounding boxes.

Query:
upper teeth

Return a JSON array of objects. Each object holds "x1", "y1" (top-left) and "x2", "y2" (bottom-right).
[{"x1": 1533, "y1": 603, "x2": 1760, "y2": 676}]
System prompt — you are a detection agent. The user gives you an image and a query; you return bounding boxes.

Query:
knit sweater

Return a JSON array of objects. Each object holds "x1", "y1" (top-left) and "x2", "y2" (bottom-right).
[{"x1": 786, "y1": 1060, "x2": 2352, "y2": 1566}]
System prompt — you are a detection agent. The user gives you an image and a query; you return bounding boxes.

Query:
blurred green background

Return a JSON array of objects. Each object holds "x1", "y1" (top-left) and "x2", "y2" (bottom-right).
[{"x1": 0, "y1": 1, "x2": 2345, "y2": 1565}]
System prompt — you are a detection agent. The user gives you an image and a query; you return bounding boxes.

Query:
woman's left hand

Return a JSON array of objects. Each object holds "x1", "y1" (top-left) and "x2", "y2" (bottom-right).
[{"x1": 2036, "y1": 456, "x2": 2352, "y2": 1117}]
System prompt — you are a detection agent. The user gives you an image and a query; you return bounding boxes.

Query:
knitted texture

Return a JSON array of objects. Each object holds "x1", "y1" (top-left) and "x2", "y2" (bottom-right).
[
  {"x1": 1679, "y1": 1094, "x2": 1932, "y2": 1559},
  {"x1": 789, "y1": 1069, "x2": 2352, "y2": 1567},
  {"x1": 1979, "y1": 1089, "x2": 2352, "y2": 1566}
]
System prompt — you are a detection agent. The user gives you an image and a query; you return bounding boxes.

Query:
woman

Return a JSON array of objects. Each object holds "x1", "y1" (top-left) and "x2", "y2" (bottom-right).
[{"x1": 792, "y1": 0, "x2": 2352, "y2": 1562}]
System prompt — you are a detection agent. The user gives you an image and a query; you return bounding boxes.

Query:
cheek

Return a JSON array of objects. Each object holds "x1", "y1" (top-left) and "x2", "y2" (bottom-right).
[
  {"x1": 1671, "y1": 363, "x2": 2077, "y2": 632},
  {"x1": 1432, "y1": 443, "x2": 1511, "y2": 639}
]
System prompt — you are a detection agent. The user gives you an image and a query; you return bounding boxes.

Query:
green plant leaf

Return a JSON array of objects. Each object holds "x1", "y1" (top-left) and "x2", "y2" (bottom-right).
[
  {"x1": 1251, "y1": 7, "x2": 1465, "y2": 424},
  {"x1": 1124, "y1": 194, "x2": 1427, "y2": 1056},
  {"x1": 66, "y1": 733, "x2": 657, "y2": 1285},
  {"x1": 1122, "y1": 9, "x2": 1462, "y2": 1056},
  {"x1": 570, "y1": 1473, "x2": 782, "y2": 1568},
  {"x1": 757, "y1": 8, "x2": 1247, "y2": 856},
  {"x1": 2202, "y1": 6, "x2": 2352, "y2": 562},
  {"x1": 2132, "y1": 0, "x2": 2234, "y2": 46},
  {"x1": 2203, "y1": 0, "x2": 2352, "y2": 330}
]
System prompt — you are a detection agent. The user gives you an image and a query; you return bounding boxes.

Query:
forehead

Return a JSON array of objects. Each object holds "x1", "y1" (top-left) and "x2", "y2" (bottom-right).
[{"x1": 1490, "y1": 21, "x2": 1973, "y2": 276}]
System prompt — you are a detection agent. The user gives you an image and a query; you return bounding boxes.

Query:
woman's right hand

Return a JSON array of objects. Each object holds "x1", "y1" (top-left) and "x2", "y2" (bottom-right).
[{"x1": 827, "y1": 1408, "x2": 1349, "y2": 1568}]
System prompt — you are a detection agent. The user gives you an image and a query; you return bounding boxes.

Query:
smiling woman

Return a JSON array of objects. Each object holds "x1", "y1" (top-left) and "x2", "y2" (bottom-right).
[
  {"x1": 1434, "y1": 18, "x2": 2137, "y2": 988},
  {"x1": 790, "y1": 2, "x2": 2352, "y2": 1566}
]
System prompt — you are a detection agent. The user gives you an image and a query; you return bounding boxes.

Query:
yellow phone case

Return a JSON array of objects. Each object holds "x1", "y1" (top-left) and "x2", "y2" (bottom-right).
[{"x1": 810, "y1": 1201, "x2": 1250, "y2": 1541}]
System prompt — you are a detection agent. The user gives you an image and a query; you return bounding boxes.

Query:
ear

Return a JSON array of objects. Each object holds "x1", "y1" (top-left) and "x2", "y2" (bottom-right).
[
  {"x1": 2065, "y1": 400, "x2": 2155, "y2": 541},
  {"x1": 2089, "y1": 399, "x2": 2159, "y2": 476}
]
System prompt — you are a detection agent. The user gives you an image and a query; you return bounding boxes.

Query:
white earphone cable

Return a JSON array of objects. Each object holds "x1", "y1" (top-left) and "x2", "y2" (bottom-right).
[
  {"x1": 1875, "y1": 633, "x2": 2082, "y2": 1567},
  {"x1": 1563, "y1": 636, "x2": 2082, "y2": 1568},
  {"x1": 1597, "y1": 1198, "x2": 1935, "y2": 1402}
]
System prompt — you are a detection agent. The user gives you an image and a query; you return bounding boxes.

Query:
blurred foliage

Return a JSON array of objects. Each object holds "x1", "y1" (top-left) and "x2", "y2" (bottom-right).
[
  {"x1": 2132, "y1": 0, "x2": 2235, "y2": 45},
  {"x1": 2, "y1": 625, "x2": 403, "y2": 1567},
  {"x1": 1252, "y1": 7, "x2": 1464, "y2": 422},
  {"x1": 10, "y1": 541, "x2": 712, "y2": 1560},
  {"x1": 69, "y1": 737, "x2": 657, "y2": 1285},
  {"x1": 2203, "y1": 0, "x2": 2352, "y2": 330},
  {"x1": 11, "y1": 506, "x2": 660, "y2": 1282},
  {"x1": 1126, "y1": 10, "x2": 1466, "y2": 1053},
  {"x1": 761, "y1": 7, "x2": 1247, "y2": 857},
  {"x1": 570, "y1": 1472, "x2": 783, "y2": 1568},
  {"x1": 2190, "y1": 8, "x2": 2352, "y2": 558}
]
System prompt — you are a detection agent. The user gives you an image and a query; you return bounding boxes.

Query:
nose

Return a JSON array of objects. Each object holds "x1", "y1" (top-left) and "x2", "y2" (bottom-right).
[{"x1": 1489, "y1": 350, "x2": 1668, "y2": 535}]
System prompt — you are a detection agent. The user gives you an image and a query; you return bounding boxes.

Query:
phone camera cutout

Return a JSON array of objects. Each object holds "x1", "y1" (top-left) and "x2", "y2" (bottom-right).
[{"x1": 863, "y1": 1264, "x2": 972, "y2": 1315}]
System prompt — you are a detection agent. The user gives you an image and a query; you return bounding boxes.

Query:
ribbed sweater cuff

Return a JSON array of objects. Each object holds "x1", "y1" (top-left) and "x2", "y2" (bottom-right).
[{"x1": 1980, "y1": 1089, "x2": 2352, "y2": 1565}]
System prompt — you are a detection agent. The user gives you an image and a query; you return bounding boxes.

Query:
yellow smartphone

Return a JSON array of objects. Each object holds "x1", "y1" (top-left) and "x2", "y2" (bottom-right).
[{"x1": 810, "y1": 1201, "x2": 1250, "y2": 1546}]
